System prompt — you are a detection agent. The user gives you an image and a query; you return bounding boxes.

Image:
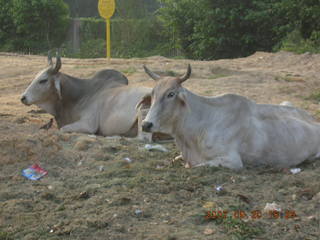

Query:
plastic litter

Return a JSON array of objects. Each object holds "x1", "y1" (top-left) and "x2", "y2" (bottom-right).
[
  {"x1": 144, "y1": 144, "x2": 168, "y2": 152},
  {"x1": 263, "y1": 202, "x2": 281, "y2": 213},
  {"x1": 135, "y1": 209, "x2": 143, "y2": 216},
  {"x1": 22, "y1": 164, "x2": 48, "y2": 180},
  {"x1": 214, "y1": 184, "x2": 226, "y2": 195},
  {"x1": 290, "y1": 168, "x2": 301, "y2": 174},
  {"x1": 124, "y1": 157, "x2": 133, "y2": 163}
]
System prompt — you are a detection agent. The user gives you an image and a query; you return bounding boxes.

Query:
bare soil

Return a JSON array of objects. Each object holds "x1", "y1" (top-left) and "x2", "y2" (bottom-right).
[{"x1": 0, "y1": 51, "x2": 319, "y2": 240}]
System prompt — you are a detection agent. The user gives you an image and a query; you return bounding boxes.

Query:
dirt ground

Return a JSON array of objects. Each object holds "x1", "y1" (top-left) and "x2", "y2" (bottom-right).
[{"x1": 0, "y1": 51, "x2": 319, "y2": 240}]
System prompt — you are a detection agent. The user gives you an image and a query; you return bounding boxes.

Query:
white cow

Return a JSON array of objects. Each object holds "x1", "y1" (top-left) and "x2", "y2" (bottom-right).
[
  {"x1": 140, "y1": 64, "x2": 320, "y2": 169},
  {"x1": 21, "y1": 54, "x2": 151, "y2": 138}
]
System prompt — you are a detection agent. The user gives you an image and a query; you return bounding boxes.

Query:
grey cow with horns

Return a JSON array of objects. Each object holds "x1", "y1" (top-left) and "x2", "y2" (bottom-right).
[
  {"x1": 139, "y1": 64, "x2": 320, "y2": 169},
  {"x1": 21, "y1": 53, "x2": 151, "y2": 138}
]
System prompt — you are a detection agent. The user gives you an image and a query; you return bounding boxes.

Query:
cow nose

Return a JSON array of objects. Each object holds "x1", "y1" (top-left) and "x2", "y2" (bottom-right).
[
  {"x1": 142, "y1": 121, "x2": 153, "y2": 132},
  {"x1": 21, "y1": 96, "x2": 27, "y2": 104}
]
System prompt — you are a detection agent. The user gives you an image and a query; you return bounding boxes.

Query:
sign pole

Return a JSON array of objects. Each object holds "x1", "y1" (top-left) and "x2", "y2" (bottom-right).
[
  {"x1": 106, "y1": 18, "x2": 111, "y2": 59},
  {"x1": 98, "y1": 0, "x2": 115, "y2": 59}
]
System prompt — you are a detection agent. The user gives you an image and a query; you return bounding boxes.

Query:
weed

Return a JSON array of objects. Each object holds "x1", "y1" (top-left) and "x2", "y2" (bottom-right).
[
  {"x1": 0, "y1": 231, "x2": 13, "y2": 240},
  {"x1": 222, "y1": 216, "x2": 263, "y2": 240},
  {"x1": 121, "y1": 67, "x2": 137, "y2": 75},
  {"x1": 305, "y1": 91, "x2": 320, "y2": 103}
]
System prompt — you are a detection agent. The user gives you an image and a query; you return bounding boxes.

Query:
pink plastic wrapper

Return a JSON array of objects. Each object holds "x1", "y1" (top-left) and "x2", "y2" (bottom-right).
[{"x1": 22, "y1": 164, "x2": 48, "y2": 180}]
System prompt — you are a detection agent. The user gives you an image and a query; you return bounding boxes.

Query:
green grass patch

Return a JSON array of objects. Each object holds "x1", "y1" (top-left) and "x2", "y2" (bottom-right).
[
  {"x1": 305, "y1": 90, "x2": 320, "y2": 102},
  {"x1": 222, "y1": 216, "x2": 263, "y2": 240},
  {"x1": 274, "y1": 75, "x2": 304, "y2": 82},
  {"x1": 121, "y1": 67, "x2": 137, "y2": 75},
  {"x1": 0, "y1": 231, "x2": 14, "y2": 240}
]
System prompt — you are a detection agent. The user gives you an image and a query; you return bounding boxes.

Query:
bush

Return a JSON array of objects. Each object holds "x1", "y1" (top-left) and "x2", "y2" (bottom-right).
[
  {"x1": 63, "y1": 16, "x2": 170, "y2": 58},
  {"x1": 278, "y1": 30, "x2": 320, "y2": 54},
  {"x1": 158, "y1": 0, "x2": 320, "y2": 59}
]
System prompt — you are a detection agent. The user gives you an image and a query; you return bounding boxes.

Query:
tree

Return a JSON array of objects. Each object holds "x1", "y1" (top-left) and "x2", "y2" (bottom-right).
[
  {"x1": 0, "y1": 1, "x2": 15, "y2": 50},
  {"x1": 0, "y1": 0, "x2": 70, "y2": 53},
  {"x1": 159, "y1": 0, "x2": 287, "y2": 60}
]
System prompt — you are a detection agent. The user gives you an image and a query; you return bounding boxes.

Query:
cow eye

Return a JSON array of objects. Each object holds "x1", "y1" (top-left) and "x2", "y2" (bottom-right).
[
  {"x1": 167, "y1": 92, "x2": 175, "y2": 98},
  {"x1": 39, "y1": 79, "x2": 48, "y2": 84}
]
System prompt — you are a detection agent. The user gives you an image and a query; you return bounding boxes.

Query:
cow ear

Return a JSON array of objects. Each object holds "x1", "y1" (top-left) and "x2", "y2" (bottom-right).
[
  {"x1": 54, "y1": 77, "x2": 62, "y2": 100},
  {"x1": 136, "y1": 94, "x2": 151, "y2": 109},
  {"x1": 178, "y1": 91, "x2": 188, "y2": 107}
]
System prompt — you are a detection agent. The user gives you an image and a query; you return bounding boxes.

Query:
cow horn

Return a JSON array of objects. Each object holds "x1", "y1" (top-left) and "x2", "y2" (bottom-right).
[
  {"x1": 143, "y1": 65, "x2": 160, "y2": 81},
  {"x1": 52, "y1": 52, "x2": 62, "y2": 74},
  {"x1": 178, "y1": 64, "x2": 192, "y2": 83},
  {"x1": 48, "y1": 50, "x2": 53, "y2": 66}
]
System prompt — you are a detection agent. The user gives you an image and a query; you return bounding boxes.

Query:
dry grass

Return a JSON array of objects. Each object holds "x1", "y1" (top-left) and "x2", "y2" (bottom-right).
[{"x1": 0, "y1": 51, "x2": 320, "y2": 240}]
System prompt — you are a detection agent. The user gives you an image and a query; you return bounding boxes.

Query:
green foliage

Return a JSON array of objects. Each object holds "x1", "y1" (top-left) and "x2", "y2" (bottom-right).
[
  {"x1": 158, "y1": 0, "x2": 320, "y2": 60},
  {"x1": 63, "y1": 0, "x2": 159, "y2": 18},
  {"x1": 0, "y1": 0, "x2": 70, "y2": 53},
  {"x1": 278, "y1": 30, "x2": 320, "y2": 54},
  {"x1": 222, "y1": 216, "x2": 263, "y2": 240},
  {"x1": 159, "y1": 0, "x2": 285, "y2": 60},
  {"x1": 64, "y1": 17, "x2": 169, "y2": 58},
  {"x1": 2, "y1": 0, "x2": 320, "y2": 59}
]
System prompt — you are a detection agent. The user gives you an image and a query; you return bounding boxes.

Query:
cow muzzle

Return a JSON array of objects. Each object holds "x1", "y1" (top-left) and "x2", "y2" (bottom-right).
[
  {"x1": 21, "y1": 95, "x2": 28, "y2": 105},
  {"x1": 142, "y1": 121, "x2": 153, "y2": 132}
]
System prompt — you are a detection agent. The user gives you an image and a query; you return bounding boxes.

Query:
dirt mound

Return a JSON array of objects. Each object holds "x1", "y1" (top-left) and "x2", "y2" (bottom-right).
[{"x1": 0, "y1": 51, "x2": 320, "y2": 240}]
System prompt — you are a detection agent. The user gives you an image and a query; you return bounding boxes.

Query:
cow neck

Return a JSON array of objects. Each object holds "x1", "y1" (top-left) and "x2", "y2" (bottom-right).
[
  {"x1": 172, "y1": 88, "x2": 216, "y2": 136},
  {"x1": 54, "y1": 73, "x2": 89, "y2": 127},
  {"x1": 59, "y1": 73, "x2": 89, "y2": 103}
]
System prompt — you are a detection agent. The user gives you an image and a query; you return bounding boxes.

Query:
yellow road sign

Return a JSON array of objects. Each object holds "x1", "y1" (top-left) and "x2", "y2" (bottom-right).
[
  {"x1": 98, "y1": 0, "x2": 115, "y2": 59},
  {"x1": 98, "y1": 0, "x2": 115, "y2": 19}
]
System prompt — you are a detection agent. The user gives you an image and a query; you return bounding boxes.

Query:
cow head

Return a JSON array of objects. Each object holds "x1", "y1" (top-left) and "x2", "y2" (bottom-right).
[
  {"x1": 21, "y1": 52, "x2": 62, "y2": 106},
  {"x1": 139, "y1": 64, "x2": 191, "y2": 134}
]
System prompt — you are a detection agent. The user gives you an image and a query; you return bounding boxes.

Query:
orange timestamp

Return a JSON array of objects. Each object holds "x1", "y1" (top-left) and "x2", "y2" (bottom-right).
[{"x1": 205, "y1": 210, "x2": 298, "y2": 220}]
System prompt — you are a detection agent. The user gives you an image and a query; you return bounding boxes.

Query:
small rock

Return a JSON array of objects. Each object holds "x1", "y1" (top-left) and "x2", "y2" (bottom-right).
[
  {"x1": 203, "y1": 228, "x2": 214, "y2": 235},
  {"x1": 306, "y1": 215, "x2": 316, "y2": 221},
  {"x1": 87, "y1": 134, "x2": 96, "y2": 138},
  {"x1": 73, "y1": 137, "x2": 96, "y2": 151},
  {"x1": 156, "y1": 165, "x2": 164, "y2": 169},
  {"x1": 98, "y1": 165, "x2": 105, "y2": 171},
  {"x1": 297, "y1": 189, "x2": 314, "y2": 200},
  {"x1": 312, "y1": 192, "x2": 320, "y2": 202},
  {"x1": 79, "y1": 191, "x2": 89, "y2": 199},
  {"x1": 292, "y1": 194, "x2": 296, "y2": 201},
  {"x1": 230, "y1": 176, "x2": 236, "y2": 183}
]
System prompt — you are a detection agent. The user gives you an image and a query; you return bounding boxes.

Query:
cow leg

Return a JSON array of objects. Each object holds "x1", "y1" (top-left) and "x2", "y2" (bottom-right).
[
  {"x1": 60, "y1": 120, "x2": 97, "y2": 134},
  {"x1": 195, "y1": 151, "x2": 243, "y2": 170}
]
